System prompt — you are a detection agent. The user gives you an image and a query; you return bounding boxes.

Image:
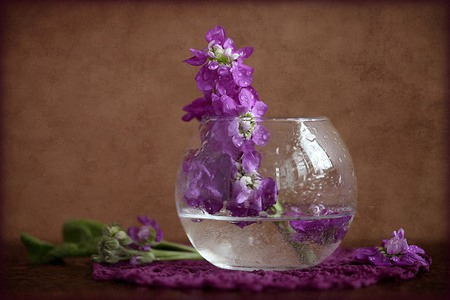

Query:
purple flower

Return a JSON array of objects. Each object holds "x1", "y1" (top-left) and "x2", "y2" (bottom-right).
[
  {"x1": 241, "y1": 145, "x2": 261, "y2": 174},
  {"x1": 227, "y1": 175, "x2": 277, "y2": 218},
  {"x1": 127, "y1": 216, "x2": 163, "y2": 251},
  {"x1": 384, "y1": 228, "x2": 409, "y2": 255},
  {"x1": 182, "y1": 150, "x2": 232, "y2": 214},
  {"x1": 183, "y1": 25, "x2": 258, "y2": 122},
  {"x1": 182, "y1": 97, "x2": 210, "y2": 122},
  {"x1": 355, "y1": 228, "x2": 431, "y2": 269},
  {"x1": 289, "y1": 212, "x2": 352, "y2": 245},
  {"x1": 356, "y1": 247, "x2": 392, "y2": 267},
  {"x1": 195, "y1": 65, "x2": 217, "y2": 92},
  {"x1": 228, "y1": 115, "x2": 270, "y2": 148},
  {"x1": 210, "y1": 93, "x2": 238, "y2": 117}
]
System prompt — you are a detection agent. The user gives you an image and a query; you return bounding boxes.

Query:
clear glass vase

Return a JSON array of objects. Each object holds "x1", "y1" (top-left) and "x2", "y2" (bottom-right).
[{"x1": 175, "y1": 117, "x2": 357, "y2": 271}]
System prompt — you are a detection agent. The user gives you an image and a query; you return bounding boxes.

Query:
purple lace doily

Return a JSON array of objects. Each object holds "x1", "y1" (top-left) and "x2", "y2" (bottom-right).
[{"x1": 92, "y1": 248, "x2": 431, "y2": 291}]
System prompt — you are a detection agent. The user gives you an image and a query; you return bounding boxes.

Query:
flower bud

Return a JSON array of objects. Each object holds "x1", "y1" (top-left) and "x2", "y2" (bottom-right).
[
  {"x1": 115, "y1": 231, "x2": 133, "y2": 246},
  {"x1": 102, "y1": 224, "x2": 121, "y2": 237}
]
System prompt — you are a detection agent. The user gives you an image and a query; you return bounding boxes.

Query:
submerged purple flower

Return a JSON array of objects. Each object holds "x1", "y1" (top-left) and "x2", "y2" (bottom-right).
[
  {"x1": 355, "y1": 228, "x2": 431, "y2": 269},
  {"x1": 127, "y1": 216, "x2": 163, "y2": 251},
  {"x1": 289, "y1": 211, "x2": 352, "y2": 245}
]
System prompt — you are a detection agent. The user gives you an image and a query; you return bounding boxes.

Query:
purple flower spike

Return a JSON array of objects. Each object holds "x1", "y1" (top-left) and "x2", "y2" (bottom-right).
[
  {"x1": 181, "y1": 26, "x2": 278, "y2": 221},
  {"x1": 182, "y1": 26, "x2": 264, "y2": 123}
]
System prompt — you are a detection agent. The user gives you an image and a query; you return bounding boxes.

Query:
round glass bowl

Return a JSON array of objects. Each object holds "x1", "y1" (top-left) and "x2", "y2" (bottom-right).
[{"x1": 175, "y1": 117, "x2": 357, "y2": 271}]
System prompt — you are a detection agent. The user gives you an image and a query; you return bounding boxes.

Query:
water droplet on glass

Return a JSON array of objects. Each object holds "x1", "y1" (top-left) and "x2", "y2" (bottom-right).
[{"x1": 305, "y1": 133, "x2": 316, "y2": 142}]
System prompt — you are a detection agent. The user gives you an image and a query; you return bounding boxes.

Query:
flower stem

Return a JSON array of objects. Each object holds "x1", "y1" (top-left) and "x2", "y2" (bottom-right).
[
  {"x1": 153, "y1": 240, "x2": 198, "y2": 253},
  {"x1": 151, "y1": 249, "x2": 203, "y2": 260}
]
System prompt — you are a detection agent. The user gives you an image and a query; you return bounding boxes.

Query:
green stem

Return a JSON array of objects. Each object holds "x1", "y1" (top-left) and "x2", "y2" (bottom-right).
[
  {"x1": 151, "y1": 249, "x2": 203, "y2": 260},
  {"x1": 153, "y1": 240, "x2": 198, "y2": 253}
]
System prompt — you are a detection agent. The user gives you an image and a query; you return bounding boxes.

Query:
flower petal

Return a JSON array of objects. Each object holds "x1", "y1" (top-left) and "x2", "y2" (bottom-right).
[
  {"x1": 252, "y1": 125, "x2": 270, "y2": 146},
  {"x1": 205, "y1": 25, "x2": 226, "y2": 45},
  {"x1": 232, "y1": 63, "x2": 253, "y2": 87},
  {"x1": 237, "y1": 47, "x2": 254, "y2": 59}
]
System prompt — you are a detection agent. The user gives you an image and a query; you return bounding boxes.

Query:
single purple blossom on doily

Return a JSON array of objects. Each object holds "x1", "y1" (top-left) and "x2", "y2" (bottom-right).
[
  {"x1": 127, "y1": 216, "x2": 163, "y2": 251},
  {"x1": 383, "y1": 228, "x2": 409, "y2": 255},
  {"x1": 355, "y1": 228, "x2": 431, "y2": 269}
]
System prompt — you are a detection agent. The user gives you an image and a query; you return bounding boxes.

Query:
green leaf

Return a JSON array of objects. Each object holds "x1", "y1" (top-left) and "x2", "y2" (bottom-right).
[
  {"x1": 20, "y1": 233, "x2": 62, "y2": 264},
  {"x1": 62, "y1": 219, "x2": 105, "y2": 244},
  {"x1": 48, "y1": 237, "x2": 102, "y2": 258}
]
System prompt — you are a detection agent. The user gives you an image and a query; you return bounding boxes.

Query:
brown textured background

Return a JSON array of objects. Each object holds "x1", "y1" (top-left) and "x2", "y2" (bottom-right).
[{"x1": 1, "y1": 1, "x2": 448, "y2": 246}]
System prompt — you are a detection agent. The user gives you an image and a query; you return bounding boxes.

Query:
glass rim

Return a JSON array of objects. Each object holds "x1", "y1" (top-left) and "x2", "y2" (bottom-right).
[{"x1": 201, "y1": 116, "x2": 330, "y2": 123}]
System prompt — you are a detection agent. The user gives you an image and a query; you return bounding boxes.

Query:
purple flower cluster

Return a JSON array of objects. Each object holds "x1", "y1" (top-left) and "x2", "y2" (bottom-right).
[
  {"x1": 181, "y1": 26, "x2": 277, "y2": 218},
  {"x1": 356, "y1": 229, "x2": 430, "y2": 268},
  {"x1": 127, "y1": 216, "x2": 163, "y2": 251}
]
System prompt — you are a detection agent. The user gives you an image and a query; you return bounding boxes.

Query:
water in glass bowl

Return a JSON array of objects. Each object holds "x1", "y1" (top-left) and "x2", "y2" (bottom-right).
[{"x1": 179, "y1": 208, "x2": 354, "y2": 271}]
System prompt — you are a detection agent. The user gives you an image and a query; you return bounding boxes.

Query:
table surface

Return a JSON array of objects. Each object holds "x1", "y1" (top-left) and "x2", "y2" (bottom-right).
[{"x1": 1, "y1": 241, "x2": 449, "y2": 299}]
